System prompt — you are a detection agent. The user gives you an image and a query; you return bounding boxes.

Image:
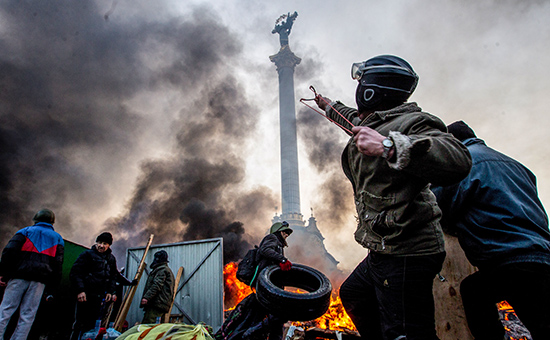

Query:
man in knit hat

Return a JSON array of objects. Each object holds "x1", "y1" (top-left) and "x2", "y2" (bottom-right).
[
  {"x1": 0, "y1": 209, "x2": 64, "y2": 340},
  {"x1": 69, "y1": 232, "x2": 120, "y2": 340}
]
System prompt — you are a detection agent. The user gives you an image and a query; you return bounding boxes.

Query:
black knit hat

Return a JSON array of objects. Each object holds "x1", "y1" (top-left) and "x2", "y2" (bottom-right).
[
  {"x1": 96, "y1": 232, "x2": 113, "y2": 245},
  {"x1": 447, "y1": 121, "x2": 476, "y2": 142}
]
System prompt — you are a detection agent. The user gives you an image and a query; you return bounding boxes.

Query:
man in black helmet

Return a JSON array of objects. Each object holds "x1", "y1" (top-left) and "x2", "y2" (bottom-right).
[
  {"x1": 0, "y1": 209, "x2": 64, "y2": 340},
  {"x1": 69, "y1": 232, "x2": 120, "y2": 340},
  {"x1": 314, "y1": 55, "x2": 472, "y2": 340}
]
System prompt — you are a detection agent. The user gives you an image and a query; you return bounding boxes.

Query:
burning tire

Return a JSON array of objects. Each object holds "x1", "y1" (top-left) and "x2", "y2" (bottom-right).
[{"x1": 255, "y1": 263, "x2": 332, "y2": 321}]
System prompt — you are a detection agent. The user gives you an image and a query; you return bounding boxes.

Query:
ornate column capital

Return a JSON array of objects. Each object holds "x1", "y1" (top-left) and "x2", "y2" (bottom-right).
[{"x1": 269, "y1": 46, "x2": 302, "y2": 71}]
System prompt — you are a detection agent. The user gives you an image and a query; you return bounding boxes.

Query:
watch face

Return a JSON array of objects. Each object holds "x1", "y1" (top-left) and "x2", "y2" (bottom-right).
[{"x1": 382, "y1": 138, "x2": 394, "y2": 148}]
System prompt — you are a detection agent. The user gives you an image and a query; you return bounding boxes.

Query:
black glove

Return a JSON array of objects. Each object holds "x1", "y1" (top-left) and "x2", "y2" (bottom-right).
[{"x1": 131, "y1": 279, "x2": 138, "y2": 286}]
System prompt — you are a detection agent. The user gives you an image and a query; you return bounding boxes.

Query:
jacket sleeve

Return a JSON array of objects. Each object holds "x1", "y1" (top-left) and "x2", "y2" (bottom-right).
[
  {"x1": 329, "y1": 102, "x2": 472, "y2": 186},
  {"x1": 386, "y1": 114, "x2": 472, "y2": 186},
  {"x1": 326, "y1": 101, "x2": 361, "y2": 135},
  {"x1": 0, "y1": 233, "x2": 26, "y2": 277},
  {"x1": 116, "y1": 270, "x2": 133, "y2": 286},
  {"x1": 108, "y1": 256, "x2": 118, "y2": 294},
  {"x1": 143, "y1": 269, "x2": 167, "y2": 301},
  {"x1": 258, "y1": 235, "x2": 286, "y2": 263},
  {"x1": 44, "y1": 243, "x2": 64, "y2": 295},
  {"x1": 70, "y1": 251, "x2": 89, "y2": 293},
  {"x1": 431, "y1": 181, "x2": 465, "y2": 236},
  {"x1": 51, "y1": 244, "x2": 64, "y2": 286}
]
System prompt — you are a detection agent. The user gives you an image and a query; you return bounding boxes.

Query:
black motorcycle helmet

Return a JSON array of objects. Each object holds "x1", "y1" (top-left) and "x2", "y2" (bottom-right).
[{"x1": 352, "y1": 55, "x2": 419, "y2": 112}]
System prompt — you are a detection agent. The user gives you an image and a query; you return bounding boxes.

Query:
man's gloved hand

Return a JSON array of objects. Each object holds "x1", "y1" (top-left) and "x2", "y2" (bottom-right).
[
  {"x1": 279, "y1": 260, "x2": 292, "y2": 271},
  {"x1": 130, "y1": 279, "x2": 138, "y2": 286}
]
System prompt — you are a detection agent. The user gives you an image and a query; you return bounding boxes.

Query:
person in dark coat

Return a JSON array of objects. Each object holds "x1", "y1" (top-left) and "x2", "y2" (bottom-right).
[
  {"x1": 243, "y1": 221, "x2": 293, "y2": 340},
  {"x1": 0, "y1": 209, "x2": 64, "y2": 340},
  {"x1": 69, "y1": 232, "x2": 119, "y2": 340},
  {"x1": 214, "y1": 221, "x2": 293, "y2": 340},
  {"x1": 431, "y1": 121, "x2": 550, "y2": 340},
  {"x1": 140, "y1": 250, "x2": 175, "y2": 324}
]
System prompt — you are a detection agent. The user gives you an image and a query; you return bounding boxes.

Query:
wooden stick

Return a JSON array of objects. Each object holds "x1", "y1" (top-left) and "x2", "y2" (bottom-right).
[
  {"x1": 101, "y1": 302, "x2": 114, "y2": 328},
  {"x1": 164, "y1": 266, "x2": 184, "y2": 323},
  {"x1": 114, "y1": 234, "x2": 154, "y2": 331}
]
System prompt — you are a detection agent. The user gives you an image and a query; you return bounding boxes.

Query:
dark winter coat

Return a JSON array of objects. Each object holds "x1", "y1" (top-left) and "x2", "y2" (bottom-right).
[
  {"x1": 326, "y1": 102, "x2": 472, "y2": 255},
  {"x1": 432, "y1": 138, "x2": 550, "y2": 270},
  {"x1": 141, "y1": 262, "x2": 175, "y2": 312},
  {"x1": 0, "y1": 222, "x2": 64, "y2": 285},
  {"x1": 70, "y1": 245, "x2": 118, "y2": 296},
  {"x1": 256, "y1": 232, "x2": 287, "y2": 275}
]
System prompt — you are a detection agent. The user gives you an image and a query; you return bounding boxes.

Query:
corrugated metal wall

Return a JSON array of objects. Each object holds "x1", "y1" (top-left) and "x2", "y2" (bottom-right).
[{"x1": 123, "y1": 238, "x2": 224, "y2": 330}]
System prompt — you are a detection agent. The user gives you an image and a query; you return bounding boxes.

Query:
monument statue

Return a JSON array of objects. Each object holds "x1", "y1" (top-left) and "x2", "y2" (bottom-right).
[{"x1": 272, "y1": 11, "x2": 298, "y2": 47}]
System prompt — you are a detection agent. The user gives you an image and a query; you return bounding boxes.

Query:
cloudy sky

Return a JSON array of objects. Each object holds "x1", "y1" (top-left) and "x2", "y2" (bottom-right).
[{"x1": 1, "y1": 0, "x2": 549, "y2": 273}]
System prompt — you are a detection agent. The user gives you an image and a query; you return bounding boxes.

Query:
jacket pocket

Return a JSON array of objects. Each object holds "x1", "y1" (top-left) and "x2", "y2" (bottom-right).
[{"x1": 354, "y1": 191, "x2": 396, "y2": 247}]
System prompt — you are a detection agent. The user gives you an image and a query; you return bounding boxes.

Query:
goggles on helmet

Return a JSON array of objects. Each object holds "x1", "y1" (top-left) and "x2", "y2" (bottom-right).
[{"x1": 351, "y1": 61, "x2": 416, "y2": 80}]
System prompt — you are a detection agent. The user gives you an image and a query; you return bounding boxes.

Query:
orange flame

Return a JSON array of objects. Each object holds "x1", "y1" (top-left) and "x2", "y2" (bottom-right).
[
  {"x1": 496, "y1": 300, "x2": 531, "y2": 340},
  {"x1": 223, "y1": 262, "x2": 356, "y2": 331},
  {"x1": 223, "y1": 262, "x2": 253, "y2": 310},
  {"x1": 291, "y1": 292, "x2": 356, "y2": 332}
]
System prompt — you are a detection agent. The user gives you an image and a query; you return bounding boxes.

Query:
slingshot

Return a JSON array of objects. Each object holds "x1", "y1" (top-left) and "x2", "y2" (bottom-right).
[{"x1": 299, "y1": 86, "x2": 355, "y2": 134}]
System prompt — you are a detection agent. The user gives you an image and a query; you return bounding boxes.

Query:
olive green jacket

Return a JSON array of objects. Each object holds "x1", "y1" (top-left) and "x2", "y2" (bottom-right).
[
  {"x1": 326, "y1": 102, "x2": 472, "y2": 255},
  {"x1": 142, "y1": 262, "x2": 175, "y2": 312}
]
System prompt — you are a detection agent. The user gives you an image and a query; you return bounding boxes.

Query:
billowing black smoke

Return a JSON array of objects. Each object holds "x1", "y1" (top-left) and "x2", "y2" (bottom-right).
[{"x1": 0, "y1": 1, "x2": 277, "y2": 263}]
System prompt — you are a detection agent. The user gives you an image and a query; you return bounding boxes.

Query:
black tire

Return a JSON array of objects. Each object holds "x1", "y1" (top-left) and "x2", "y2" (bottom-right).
[{"x1": 255, "y1": 263, "x2": 332, "y2": 321}]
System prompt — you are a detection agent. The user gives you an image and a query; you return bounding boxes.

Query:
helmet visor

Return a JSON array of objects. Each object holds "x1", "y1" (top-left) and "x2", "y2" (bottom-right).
[{"x1": 351, "y1": 62, "x2": 366, "y2": 80}]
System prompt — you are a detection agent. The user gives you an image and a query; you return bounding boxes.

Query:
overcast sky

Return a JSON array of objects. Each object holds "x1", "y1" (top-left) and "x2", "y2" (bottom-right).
[{"x1": 1, "y1": 0, "x2": 549, "y2": 272}]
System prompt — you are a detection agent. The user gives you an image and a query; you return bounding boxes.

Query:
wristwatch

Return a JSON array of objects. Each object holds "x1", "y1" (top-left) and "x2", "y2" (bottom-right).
[{"x1": 381, "y1": 137, "x2": 394, "y2": 159}]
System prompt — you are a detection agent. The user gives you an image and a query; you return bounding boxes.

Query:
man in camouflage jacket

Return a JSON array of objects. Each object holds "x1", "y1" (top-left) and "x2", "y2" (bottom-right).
[
  {"x1": 140, "y1": 250, "x2": 175, "y2": 324},
  {"x1": 315, "y1": 55, "x2": 471, "y2": 340}
]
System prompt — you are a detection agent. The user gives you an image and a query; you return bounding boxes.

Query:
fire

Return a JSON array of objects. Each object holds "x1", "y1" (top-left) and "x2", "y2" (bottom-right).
[
  {"x1": 291, "y1": 292, "x2": 356, "y2": 332},
  {"x1": 496, "y1": 300, "x2": 532, "y2": 340},
  {"x1": 223, "y1": 262, "x2": 356, "y2": 331},
  {"x1": 309, "y1": 293, "x2": 356, "y2": 331},
  {"x1": 223, "y1": 262, "x2": 253, "y2": 309},
  {"x1": 223, "y1": 264, "x2": 528, "y2": 338}
]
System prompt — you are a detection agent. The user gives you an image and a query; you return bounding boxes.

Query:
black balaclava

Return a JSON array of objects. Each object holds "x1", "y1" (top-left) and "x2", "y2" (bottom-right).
[{"x1": 355, "y1": 55, "x2": 418, "y2": 113}]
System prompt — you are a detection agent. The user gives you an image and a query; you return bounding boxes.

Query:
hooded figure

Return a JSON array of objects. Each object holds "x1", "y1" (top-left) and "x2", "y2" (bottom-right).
[{"x1": 140, "y1": 250, "x2": 175, "y2": 324}]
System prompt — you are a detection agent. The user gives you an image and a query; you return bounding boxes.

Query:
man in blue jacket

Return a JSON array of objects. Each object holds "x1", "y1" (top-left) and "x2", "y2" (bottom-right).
[
  {"x1": 432, "y1": 121, "x2": 550, "y2": 340},
  {"x1": 0, "y1": 209, "x2": 64, "y2": 340}
]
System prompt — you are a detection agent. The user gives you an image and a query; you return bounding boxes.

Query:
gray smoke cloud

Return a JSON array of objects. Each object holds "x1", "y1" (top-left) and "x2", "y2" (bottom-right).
[
  {"x1": 0, "y1": 0, "x2": 278, "y2": 263},
  {"x1": 4, "y1": 0, "x2": 547, "y2": 276}
]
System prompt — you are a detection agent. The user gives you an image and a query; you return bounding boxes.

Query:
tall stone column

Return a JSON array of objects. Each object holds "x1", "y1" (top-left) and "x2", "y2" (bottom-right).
[{"x1": 270, "y1": 12, "x2": 303, "y2": 226}]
